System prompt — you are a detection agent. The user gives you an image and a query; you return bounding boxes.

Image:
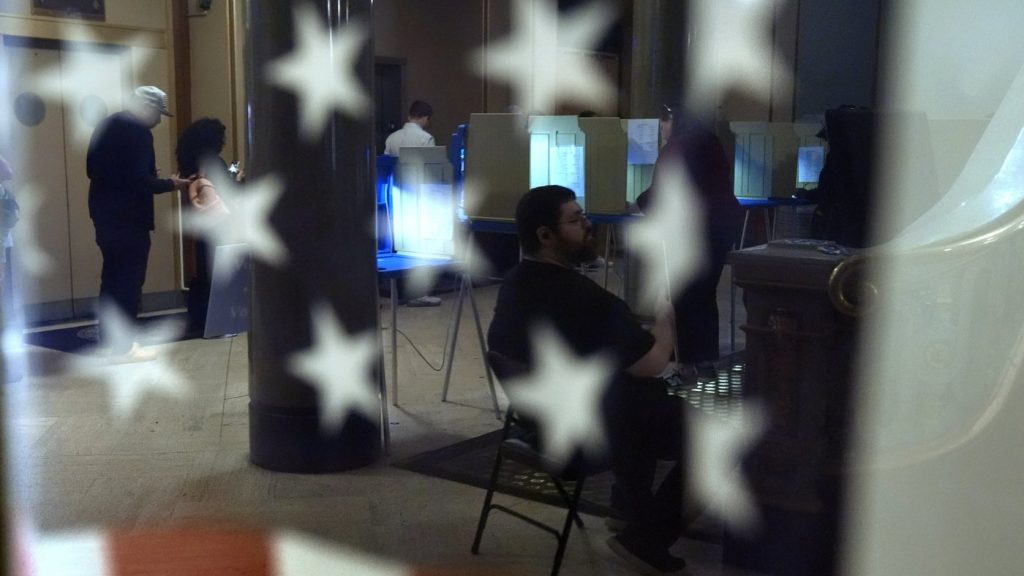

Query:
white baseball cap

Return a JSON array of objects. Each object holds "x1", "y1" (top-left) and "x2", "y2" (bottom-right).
[{"x1": 134, "y1": 85, "x2": 173, "y2": 117}]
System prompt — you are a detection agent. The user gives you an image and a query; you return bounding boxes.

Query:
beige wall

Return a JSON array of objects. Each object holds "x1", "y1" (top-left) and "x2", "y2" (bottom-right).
[
  {"x1": 0, "y1": 0, "x2": 168, "y2": 29},
  {"x1": 0, "y1": 0, "x2": 181, "y2": 319},
  {"x1": 374, "y1": 0, "x2": 487, "y2": 147},
  {"x1": 187, "y1": 0, "x2": 245, "y2": 165}
]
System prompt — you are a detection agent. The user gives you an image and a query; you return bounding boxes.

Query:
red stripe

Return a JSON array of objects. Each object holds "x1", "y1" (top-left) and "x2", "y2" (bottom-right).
[{"x1": 108, "y1": 527, "x2": 270, "y2": 575}]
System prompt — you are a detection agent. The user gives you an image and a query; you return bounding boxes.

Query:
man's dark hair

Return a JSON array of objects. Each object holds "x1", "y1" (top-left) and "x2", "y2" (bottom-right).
[
  {"x1": 409, "y1": 100, "x2": 433, "y2": 119},
  {"x1": 515, "y1": 185, "x2": 577, "y2": 255},
  {"x1": 176, "y1": 117, "x2": 226, "y2": 177}
]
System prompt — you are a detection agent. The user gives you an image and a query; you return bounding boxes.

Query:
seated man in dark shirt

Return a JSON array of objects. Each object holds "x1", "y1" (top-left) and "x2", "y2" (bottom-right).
[{"x1": 487, "y1": 185, "x2": 690, "y2": 575}]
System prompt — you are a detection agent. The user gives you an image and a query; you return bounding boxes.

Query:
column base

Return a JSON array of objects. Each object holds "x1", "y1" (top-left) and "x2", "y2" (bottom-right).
[{"x1": 249, "y1": 401, "x2": 380, "y2": 473}]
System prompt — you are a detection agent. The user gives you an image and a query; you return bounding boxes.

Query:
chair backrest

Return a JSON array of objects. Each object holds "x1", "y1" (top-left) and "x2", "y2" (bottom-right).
[
  {"x1": 486, "y1": 350, "x2": 529, "y2": 381},
  {"x1": 487, "y1": 350, "x2": 606, "y2": 477},
  {"x1": 485, "y1": 350, "x2": 536, "y2": 431}
]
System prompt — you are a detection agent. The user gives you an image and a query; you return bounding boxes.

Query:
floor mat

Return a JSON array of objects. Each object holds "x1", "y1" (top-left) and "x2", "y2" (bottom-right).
[
  {"x1": 393, "y1": 354, "x2": 745, "y2": 534},
  {"x1": 22, "y1": 312, "x2": 192, "y2": 354}
]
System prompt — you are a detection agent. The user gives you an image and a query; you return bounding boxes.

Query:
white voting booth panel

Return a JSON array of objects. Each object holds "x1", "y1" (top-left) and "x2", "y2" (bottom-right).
[
  {"x1": 579, "y1": 117, "x2": 628, "y2": 215},
  {"x1": 731, "y1": 121, "x2": 827, "y2": 198},
  {"x1": 731, "y1": 121, "x2": 774, "y2": 198},
  {"x1": 393, "y1": 146, "x2": 456, "y2": 257},
  {"x1": 464, "y1": 113, "x2": 530, "y2": 222},
  {"x1": 529, "y1": 116, "x2": 586, "y2": 207},
  {"x1": 623, "y1": 118, "x2": 659, "y2": 204},
  {"x1": 465, "y1": 114, "x2": 661, "y2": 219}
]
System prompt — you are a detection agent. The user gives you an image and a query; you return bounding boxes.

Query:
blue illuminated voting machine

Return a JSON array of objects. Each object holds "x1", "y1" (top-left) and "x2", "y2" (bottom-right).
[{"x1": 373, "y1": 147, "x2": 499, "y2": 453}]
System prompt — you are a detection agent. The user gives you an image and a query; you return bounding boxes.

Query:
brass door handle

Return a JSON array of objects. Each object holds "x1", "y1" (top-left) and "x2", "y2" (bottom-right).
[{"x1": 828, "y1": 255, "x2": 878, "y2": 317}]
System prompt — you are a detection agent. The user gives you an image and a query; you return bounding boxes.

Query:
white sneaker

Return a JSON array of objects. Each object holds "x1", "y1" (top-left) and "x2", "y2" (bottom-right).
[
  {"x1": 107, "y1": 342, "x2": 157, "y2": 364},
  {"x1": 406, "y1": 296, "x2": 442, "y2": 307}
]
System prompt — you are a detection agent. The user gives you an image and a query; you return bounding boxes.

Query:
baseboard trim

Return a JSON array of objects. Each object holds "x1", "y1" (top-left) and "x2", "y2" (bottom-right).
[{"x1": 20, "y1": 290, "x2": 186, "y2": 325}]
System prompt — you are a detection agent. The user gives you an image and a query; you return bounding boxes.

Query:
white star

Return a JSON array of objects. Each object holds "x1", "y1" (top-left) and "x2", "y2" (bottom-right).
[
  {"x1": 28, "y1": 27, "x2": 155, "y2": 146},
  {"x1": 687, "y1": 0, "x2": 791, "y2": 114},
  {"x1": 472, "y1": 0, "x2": 617, "y2": 114},
  {"x1": 502, "y1": 324, "x2": 614, "y2": 466},
  {"x1": 71, "y1": 304, "x2": 189, "y2": 420},
  {"x1": 628, "y1": 161, "x2": 706, "y2": 307},
  {"x1": 182, "y1": 163, "x2": 287, "y2": 282},
  {"x1": 689, "y1": 403, "x2": 766, "y2": 532},
  {"x1": 287, "y1": 302, "x2": 379, "y2": 433},
  {"x1": 404, "y1": 257, "x2": 452, "y2": 303},
  {"x1": 274, "y1": 531, "x2": 412, "y2": 576},
  {"x1": 454, "y1": 176, "x2": 496, "y2": 280},
  {"x1": 10, "y1": 182, "x2": 56, "y2": 275},
  {"x1": 265, "y1": 2, "x2": 370, "y2": 141}
]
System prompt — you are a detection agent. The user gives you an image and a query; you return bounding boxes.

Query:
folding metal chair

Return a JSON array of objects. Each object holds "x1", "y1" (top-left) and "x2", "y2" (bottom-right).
[{"x1": 470, "y1": 351, "x2": 591, "y2": 576}]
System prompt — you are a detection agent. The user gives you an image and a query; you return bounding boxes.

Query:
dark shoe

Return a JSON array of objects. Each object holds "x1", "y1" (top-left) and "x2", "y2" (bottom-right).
[
  {"x1": 664, "y1": 365, "x2": 697, "y2": 389},
  {"x1": 607, "y1": 534, "x2": 689, "y2": 575},
  {"x1": 695, "y1": 361, "x2": 718, "y2": 381},
  {"x1": 604, "y1": 515, "x2": 628, "y2": 533}
]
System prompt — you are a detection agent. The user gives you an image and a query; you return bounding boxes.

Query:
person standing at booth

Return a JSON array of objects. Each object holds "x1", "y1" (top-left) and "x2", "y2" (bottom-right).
[
  {"x1": 87, "y1": 85, "x2": 191, "y2": 360},
  {"x1": 384, "y1": 100, "x2": 435, "y2": 156},
  {"x1": 637, "y1": 105, "x2": 743, "y2": 382},
  {"x1": 384, "y1": 100, "x2": 442, "y2": 307}
]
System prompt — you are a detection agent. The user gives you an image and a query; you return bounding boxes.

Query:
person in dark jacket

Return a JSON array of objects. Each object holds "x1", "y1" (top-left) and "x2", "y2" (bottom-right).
[
  {"x1": 637, "y1": 105, "x2": 743, "y2": 381},
  {"x1": 87, "y1": 85, "x2": 191, "y2": 359}
]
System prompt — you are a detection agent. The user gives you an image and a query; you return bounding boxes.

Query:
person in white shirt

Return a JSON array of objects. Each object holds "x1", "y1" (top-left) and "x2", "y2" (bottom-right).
[
  {"x1": 383, "y1": 101, "x2": 442, "y2": 307},
  {"x1": 384, "y1": 100, "x2": 435, "y2": 156}
]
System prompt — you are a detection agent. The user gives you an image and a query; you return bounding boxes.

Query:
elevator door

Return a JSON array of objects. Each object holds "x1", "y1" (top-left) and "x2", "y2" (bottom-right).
[{"x1": 4, "y1": 39, "x2": 128, "y2": 321}]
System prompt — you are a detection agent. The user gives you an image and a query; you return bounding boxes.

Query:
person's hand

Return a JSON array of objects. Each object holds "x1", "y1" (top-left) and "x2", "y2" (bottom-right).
[{"x1": 171, "y1": 175, "x2": 194, "y2": 191}]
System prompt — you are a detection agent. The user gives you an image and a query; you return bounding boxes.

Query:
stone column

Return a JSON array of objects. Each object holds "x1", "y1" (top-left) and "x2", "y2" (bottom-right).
[
  {"x1": 628, "y1": 0, "x2": 688, "y2": 118},
  {"x1": 247, "y1": 0, "x2": 380, "y2": 472}
]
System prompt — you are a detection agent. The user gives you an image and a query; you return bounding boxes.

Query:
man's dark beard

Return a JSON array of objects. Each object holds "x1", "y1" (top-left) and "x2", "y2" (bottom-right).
[{"x1": 568, "y1": 239, "x2": 598, "y2": 265}]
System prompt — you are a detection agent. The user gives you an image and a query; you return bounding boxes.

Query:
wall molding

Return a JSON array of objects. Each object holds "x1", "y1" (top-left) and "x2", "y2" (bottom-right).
[{"x1": 0, "y1": 14, "x2": 166, "y2": 48}]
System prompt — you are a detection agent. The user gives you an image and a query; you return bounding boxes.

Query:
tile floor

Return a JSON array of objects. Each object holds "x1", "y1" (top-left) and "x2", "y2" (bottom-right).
[{"x1": 4, "y1": 264, "x2": 748, "y2": 575}]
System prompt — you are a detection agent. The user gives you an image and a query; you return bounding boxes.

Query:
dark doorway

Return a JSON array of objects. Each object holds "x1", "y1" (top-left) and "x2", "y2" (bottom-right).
[{"x1": 374, "y1": 58, "x2": 404, "y2": 155}]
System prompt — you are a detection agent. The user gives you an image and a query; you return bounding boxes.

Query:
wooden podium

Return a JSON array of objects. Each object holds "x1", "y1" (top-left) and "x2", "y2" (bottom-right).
[{"x1": 726, "y1": 240, "x2": 869, "y2": 576}]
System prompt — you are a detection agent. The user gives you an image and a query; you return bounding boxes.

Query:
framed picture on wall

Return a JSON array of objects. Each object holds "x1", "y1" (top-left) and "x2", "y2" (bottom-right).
[{"x1": 31, "y1": 0, "x2": 106, "y2": 21}]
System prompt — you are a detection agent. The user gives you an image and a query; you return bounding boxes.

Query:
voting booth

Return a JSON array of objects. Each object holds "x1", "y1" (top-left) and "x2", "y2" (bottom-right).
[
  {"x1": 579, "y1": 117, "x2": 628, "y2": 215},
  {"x1": 731, "y1": 121, "x2": 828, "y2": 199},
  {"x1": 464, "y1": 113, "x2": 530, "y2": 222},
  {"x1": 391, "y1": 146, "x2": 456, "y2": 257},
  {"x1": 623, "y1": 118, "x2": 659, "y2": 205},
  {"x1": 528, "y1": 115, "x2": 587, "y2": 207},
  {"x1": 376, "y1": 155, "x2": 397, "y2": 254},
  {"x1": 464, "y1": 113, "x2": 662, "y2": 220}
]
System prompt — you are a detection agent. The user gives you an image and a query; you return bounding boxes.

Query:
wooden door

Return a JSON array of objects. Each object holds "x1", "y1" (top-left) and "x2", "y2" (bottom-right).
[
  {"x1": 4, "y1": 42, "x2": 74, "y2": 320},
  {"x1": 3, "y1": 38, "x2": 129, "y2": 322}
]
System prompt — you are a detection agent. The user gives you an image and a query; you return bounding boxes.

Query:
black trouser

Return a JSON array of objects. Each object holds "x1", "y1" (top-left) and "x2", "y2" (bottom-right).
[
  {"x1": 603, "y1": 377, "x2": 689, "y2": 550},
  {"x1": 96, "y1": 226, "x2": 151, "y2": 352},
  {"x1": 674, "y1": 226, "x2": 737, "y2": 364},
  {"x1": 186, "y1": 237, "x2": 213, "y2": 333}
]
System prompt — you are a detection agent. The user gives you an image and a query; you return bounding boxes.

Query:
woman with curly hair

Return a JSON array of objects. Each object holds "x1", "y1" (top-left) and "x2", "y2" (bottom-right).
[{"x1": 176, "y1": 117, "x2": 229, "y2": 335}]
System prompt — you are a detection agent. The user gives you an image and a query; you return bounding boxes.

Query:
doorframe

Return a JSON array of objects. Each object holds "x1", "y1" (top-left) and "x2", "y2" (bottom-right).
[{"x1": 374, "y1": 56, "x2": 406, "y2": 154}]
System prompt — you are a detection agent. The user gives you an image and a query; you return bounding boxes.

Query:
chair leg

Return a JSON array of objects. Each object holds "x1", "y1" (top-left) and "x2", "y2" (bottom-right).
[
  {"x1": 550, "y1": 477, "x2": 586, "y2": 576},
  {"x1": 471, "y1": 448, "x2": 505, "y2": 554},
  {"x1": 551, "y1": 478, "x2": 585, "y2": 528}
]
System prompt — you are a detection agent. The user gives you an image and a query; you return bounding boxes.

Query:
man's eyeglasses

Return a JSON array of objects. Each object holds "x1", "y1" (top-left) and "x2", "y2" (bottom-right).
[{"x1": 557, "y1": 214, "x2": 589, "y2": 227}]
